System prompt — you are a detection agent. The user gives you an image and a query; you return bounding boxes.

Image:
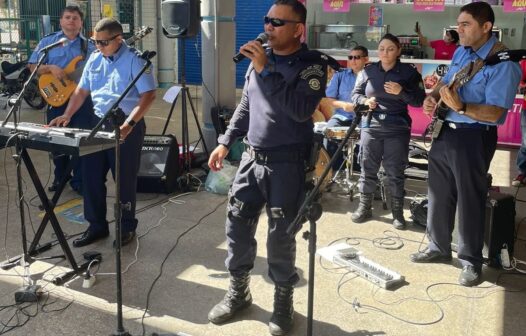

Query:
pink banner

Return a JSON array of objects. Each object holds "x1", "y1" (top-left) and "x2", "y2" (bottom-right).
[
  {"x1": 413, "y1": 0, "x2": 445, "y2": 12},
  {"x1": 503, "y1": 0, "x2": 526, "y2": 13},
  {"x1": 409, "y1": 98, "x2": 523, "y2": 146},
  {"x1": 323, "y1": 0, "x2": 351, "y2": 12}
]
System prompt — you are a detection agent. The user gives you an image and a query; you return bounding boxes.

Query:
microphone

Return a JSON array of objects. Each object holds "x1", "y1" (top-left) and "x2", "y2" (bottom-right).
[
  {"x1": 233, "y1": 33, "x2": 269, "y2": 63},
  {"x1": 38, "y1": 37, "x2": 69, "y2": 53},
  {"x1": 485, "y1": 49, "x2": 526, "y2": 65}
]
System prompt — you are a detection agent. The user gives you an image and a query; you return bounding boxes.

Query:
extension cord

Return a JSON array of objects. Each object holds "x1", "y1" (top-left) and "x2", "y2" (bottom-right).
[
  {"x1": 500, "y1": 246, "x2": 511, "y2": 268},
  {"x1": 82, "y1": 275, "x2": 96, "y2": 288}
]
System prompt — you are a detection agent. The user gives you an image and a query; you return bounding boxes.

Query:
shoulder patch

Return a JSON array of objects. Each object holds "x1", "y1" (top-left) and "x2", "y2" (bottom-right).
[
  {"x1": 43, "y1": 31, "x2": 60, "y2": 38},
  {"x1": 299, "y1": 64, "x2": 324, "y2": 80}
]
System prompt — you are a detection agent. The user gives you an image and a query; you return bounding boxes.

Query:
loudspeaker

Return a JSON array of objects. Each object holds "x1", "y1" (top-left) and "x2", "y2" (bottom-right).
[
  {"x1": 137, "y1": 135, "x2": 180, "y2": 193},
  {"x1": 161, "y1": 0, "x2": 200, "y2": 38},
  {"x1": 452, "y1": 190, "x2": 515, "y2": 267}
]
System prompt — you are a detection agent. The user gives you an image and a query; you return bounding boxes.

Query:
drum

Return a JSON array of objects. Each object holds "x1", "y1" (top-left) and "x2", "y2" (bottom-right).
[
  {"x1": 325, "y1": 126, "x2": 360, "y2": 141},
  {"x1": 313, "y1": 147, "x2": 333, "y2": 191},
  {"x1": 313, "y1": 122, "x2": 328, "y2": 134}
]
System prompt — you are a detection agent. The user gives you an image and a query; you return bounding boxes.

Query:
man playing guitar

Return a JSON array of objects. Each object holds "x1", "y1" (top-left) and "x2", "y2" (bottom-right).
[
  {"x1": 410, "y1": 2, "x2": 521, "y2": 287},
  {"x1": 28, "y1": 5, "x2": 95, "y2": 194}
]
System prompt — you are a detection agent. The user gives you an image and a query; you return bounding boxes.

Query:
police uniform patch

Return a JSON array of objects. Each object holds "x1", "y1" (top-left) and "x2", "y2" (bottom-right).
[
  {"x1": 300, "y1": 64, "x2": 324, "y2": 80},
  {"x1": 309, "y1": 78, "x2": 321, "y2": 90}
]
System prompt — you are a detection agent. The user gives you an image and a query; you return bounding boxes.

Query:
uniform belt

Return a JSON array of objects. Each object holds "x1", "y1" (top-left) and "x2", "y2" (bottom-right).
[
  {"x1": 246, "y1": 147, "x2": 305, "y2": 163},
  {"x1": 446, "y1": 122, "x2": 496, "y2": 131}
]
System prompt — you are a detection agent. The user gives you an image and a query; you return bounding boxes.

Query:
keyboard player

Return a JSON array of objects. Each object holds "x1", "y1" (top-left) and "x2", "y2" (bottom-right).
[{"x1": 49, "y1": 18, "x2": 156, "y2": 248}]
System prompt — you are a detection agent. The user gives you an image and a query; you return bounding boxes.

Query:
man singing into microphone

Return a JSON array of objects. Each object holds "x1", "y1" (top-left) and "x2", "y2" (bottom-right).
[
  {"x1": 410, "y1": 2, "x2": 521, "y2": 286},
  {"x1": 28, "y1": 5, "x2": 95, "y2": 194},
  {"x1": 207, "y1": 1, "x2": 326, "y2": 335},
  {"x1": 49, "y1": 18, "x2": 156, "y2": 248}
]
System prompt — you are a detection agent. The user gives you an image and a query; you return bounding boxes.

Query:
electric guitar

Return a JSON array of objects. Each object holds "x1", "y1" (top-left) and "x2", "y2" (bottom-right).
[
  {"x1": 427, "y1": 61, "x2": 477, "y2": 140},
  {"x1": 38, "y1": 26, "x2": 153, "y2": 107}
]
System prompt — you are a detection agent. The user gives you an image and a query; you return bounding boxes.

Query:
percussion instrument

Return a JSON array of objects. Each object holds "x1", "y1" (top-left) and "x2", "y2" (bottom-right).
[{"x1": 324, "y1": 126, "x2": 360, "y2": 141}]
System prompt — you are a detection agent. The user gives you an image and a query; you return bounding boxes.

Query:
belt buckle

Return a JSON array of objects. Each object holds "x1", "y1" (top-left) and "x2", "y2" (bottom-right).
[{"x1": 448, "y1": 122, "x2": 457, "y2": 129}]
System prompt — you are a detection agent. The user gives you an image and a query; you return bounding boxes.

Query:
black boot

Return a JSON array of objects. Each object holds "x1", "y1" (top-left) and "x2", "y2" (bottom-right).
[
  {"x1": 269, "y1": 285, "x2": 294, "y2": 336},
  {"x1": 208, "y1": 273, "x2": 252, "y2": 324},
  {"x1": 391, "y1": 197, "x2": 406, "y2": 230},
  {"x1": 351, "y1": 193, "x2": 373, "y2": 223}
]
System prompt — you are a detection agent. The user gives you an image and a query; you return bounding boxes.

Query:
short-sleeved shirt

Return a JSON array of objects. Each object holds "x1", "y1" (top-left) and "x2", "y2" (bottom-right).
[
  {"x1": 430, "y1": 40, "x2": 458, "y2": 61},
  {"x1": 325, "y1": 68, "x2": 358, "y2": 121},
  {"x1": 78, "y1": 44, "x2": 157, "y2": 117},
  {"x1": 28, "y1": 30, "x2": 95, "y2": 73},
  {"x1": 442, "y1": 36, "x2": 521, "y2": 125}
]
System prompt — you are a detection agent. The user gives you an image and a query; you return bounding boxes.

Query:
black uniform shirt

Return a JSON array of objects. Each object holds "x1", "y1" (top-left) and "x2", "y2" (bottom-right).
[
  {"x1": 351, "y1": 60, "x2": 425, "y2": 127},
  {"x1": 218, "y1": 44, "x2": 327, "y2": 150}
]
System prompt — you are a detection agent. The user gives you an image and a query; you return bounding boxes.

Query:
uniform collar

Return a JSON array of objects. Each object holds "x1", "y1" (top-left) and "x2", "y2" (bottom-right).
[
  {"x1": 462, "y1": 36, "x2": 497, "y2": 60},
  {"x1": 104, "y1": 42, "x2": 127, "y2": 62},
  {"x1": 58, "y1": 30, "x2": 83, "y2": 43},
  {"x1": 376, "y1": 59, "x2": 402, "y2": 73}
]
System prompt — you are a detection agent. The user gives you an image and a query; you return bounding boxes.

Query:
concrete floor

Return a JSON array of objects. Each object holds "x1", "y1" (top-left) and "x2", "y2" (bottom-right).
[{"x1": 0, "y1": 89, "x2": 525, "y2": 336}]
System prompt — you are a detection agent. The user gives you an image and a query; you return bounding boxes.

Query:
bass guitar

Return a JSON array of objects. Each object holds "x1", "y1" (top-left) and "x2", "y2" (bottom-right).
[{"x1": 38, "y1": 26, "x2": 153, "y2": 107}]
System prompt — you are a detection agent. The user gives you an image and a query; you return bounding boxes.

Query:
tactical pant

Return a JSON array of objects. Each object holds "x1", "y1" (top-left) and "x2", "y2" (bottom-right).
[
  {"x1": 358, "y1": 126, "x2": 410, "y2": 198},
  {"x1": 225, "y1": 150, "x2": 306, "y2": 287}
]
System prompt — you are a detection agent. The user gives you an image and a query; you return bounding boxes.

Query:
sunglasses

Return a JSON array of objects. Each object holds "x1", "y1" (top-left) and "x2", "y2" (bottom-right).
[
  {"x1": 348, "y1": 55, "x2": 364, "y2": 60},
  {"x1": 263, "y1": 16, "x2": 301, "y2": 27},
  {"x1": 91, "y1": 34, "x2": 121, "y2": 47}
]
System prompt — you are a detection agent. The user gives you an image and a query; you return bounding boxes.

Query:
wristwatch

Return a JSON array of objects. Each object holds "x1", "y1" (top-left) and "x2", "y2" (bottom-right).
[
  {"x1": 127, "y1": 119, "x2": 136, "y2": 127},
  {"x1": 458, "y1": 103, "x2": 467, "y2": 115}
]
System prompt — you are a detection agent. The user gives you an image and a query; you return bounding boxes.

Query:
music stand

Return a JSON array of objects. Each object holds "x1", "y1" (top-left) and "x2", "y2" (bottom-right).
[{"x1": 287, "y1": 106, "x2": 371, "y2": 336}]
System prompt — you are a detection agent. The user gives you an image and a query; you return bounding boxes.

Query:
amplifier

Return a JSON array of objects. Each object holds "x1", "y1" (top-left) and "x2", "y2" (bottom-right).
[
  {"x1": 410, "y1": 191, "x2": 515, "y2": 267},
  {"x1": 137, "y1": 134, "x2": 180, "y2": 193},
  {"x1": 452, "y1": 190, "x2": 516, "y2": 267}
]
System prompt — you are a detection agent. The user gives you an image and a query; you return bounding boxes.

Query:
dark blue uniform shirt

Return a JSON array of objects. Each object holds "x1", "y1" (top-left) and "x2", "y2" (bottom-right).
[
  {"x1": 352, "y1": 60, "x2": 425, "y2": 127},
  {"x1": 218, "y1": 44, "x2": 327, "y2": 150}
]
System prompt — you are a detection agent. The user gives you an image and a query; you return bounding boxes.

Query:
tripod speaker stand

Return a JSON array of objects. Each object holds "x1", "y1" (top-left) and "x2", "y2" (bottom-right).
[{"x1": 163, "y1": 41, "x2": 209, "y2": 191}]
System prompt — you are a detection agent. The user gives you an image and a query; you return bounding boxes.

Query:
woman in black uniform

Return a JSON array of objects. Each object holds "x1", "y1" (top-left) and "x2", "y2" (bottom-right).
[{"x1": 351, "y1": 33, "x2": 425, "y2": 229}]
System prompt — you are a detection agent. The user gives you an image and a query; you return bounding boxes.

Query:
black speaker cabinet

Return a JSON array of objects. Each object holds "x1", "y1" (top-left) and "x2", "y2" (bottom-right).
[
  {"x1": 137, "y1": 135, "x2": 180, "y2": 193},
  {"x1": 161, "y1": 0, "x2": 200, "y2": 38},
  {"x1": 452, "y1": 190, "x2": 516, "y2": 267}
]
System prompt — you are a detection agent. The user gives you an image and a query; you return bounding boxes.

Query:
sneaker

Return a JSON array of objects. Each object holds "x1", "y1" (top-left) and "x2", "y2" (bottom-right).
[{"x1": 512, "y1": 174, "x2": 526, "y2": 187}]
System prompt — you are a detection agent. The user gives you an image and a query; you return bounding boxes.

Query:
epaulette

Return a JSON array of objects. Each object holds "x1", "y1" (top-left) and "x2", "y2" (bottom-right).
[
  {"x1": 364, "y1": 63, "x2": 373, "y2": 68},
  {"x1": 43, "y1": 31, "x2": 60, "y2": 38},
  {"x1": 129, "y1": 47, "x2": 142, "y2": 57}
]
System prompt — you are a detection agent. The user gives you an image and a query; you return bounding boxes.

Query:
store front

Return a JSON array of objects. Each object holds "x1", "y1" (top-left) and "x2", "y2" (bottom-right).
[{"x1": 305, "y1": 0, "x2": 525, "y2": 146}]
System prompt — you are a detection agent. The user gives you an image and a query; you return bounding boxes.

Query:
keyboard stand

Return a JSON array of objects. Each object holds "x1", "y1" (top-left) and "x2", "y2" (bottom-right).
[{"x1": 1, "y1": 148, "x2": 90, "y2": 284}]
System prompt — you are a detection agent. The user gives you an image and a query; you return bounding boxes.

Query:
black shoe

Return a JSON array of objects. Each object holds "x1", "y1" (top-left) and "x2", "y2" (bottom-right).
[
  {"x1": 410, "y1": 249, "x2": 452, "y2": 263},
  {"x1": 72, "y1": 230, "x2": 109, "y2": 248},
  {"x1": 459, "y1": 265, "x2": 481, "y2": 287},
  {"x1": 208, "y1": 274, "x2": 252, "y2": 324},
  {"x1": 113, "y1": 231, "x2": 136, "y2": 248}
]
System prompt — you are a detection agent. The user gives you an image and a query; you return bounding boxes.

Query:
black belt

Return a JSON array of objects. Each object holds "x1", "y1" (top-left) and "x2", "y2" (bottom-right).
[
  {"x1": 246, "y1": 147, "x2": 305, "y2": 164},
  {"x1": 446, "y1": 122, "x2": 496, "y2": 131}
]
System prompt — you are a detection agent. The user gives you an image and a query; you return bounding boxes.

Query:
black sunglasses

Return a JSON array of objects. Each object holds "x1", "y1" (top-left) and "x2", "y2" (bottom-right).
[
  {"x1": 263, "y1": 16, "x2": 301, "y2": 27},
  {"x1": 91, "y1": 34, "x2": 121, "y2": 47},
  {"x1": 348, "y1": 55, "x2": 364, "y2": 60}
]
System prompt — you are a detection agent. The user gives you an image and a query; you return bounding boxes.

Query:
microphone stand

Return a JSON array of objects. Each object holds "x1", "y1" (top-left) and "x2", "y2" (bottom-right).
[
  {"x1": 87, "y1": 50, "x2": 156, "y2": 336},
  {"x1": 286, "y1": 107, "x2": 372, "y2": 336},
  {"x1": 0, "y1": 51, "x2": 48, "y2": 290}
]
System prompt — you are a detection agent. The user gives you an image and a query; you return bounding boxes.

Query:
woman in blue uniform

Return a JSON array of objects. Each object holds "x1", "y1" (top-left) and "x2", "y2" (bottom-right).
[{"x1": 351, "y1": 33, "x2": 425, "y2": 229}]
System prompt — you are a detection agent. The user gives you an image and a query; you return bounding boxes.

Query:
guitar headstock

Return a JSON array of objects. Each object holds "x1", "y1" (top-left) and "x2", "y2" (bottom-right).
[{"x1": 126, "y1": 26, "x2": 153, "y2": 45}]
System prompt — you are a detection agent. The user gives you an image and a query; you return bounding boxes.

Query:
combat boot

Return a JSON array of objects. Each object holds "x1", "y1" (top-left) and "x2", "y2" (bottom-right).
[
  {"x1": 269, "y1": 285, "x2": 294, "y2": 336},
  {"x1": 208, "y1": 273, "x2": 252, "y2": 324},
  {"x1": 391, "y1": 197, "x2": 407, "y2": 230},
  {"x1": 351, "y1": 193, "x2": 373, "y2": 223}
]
